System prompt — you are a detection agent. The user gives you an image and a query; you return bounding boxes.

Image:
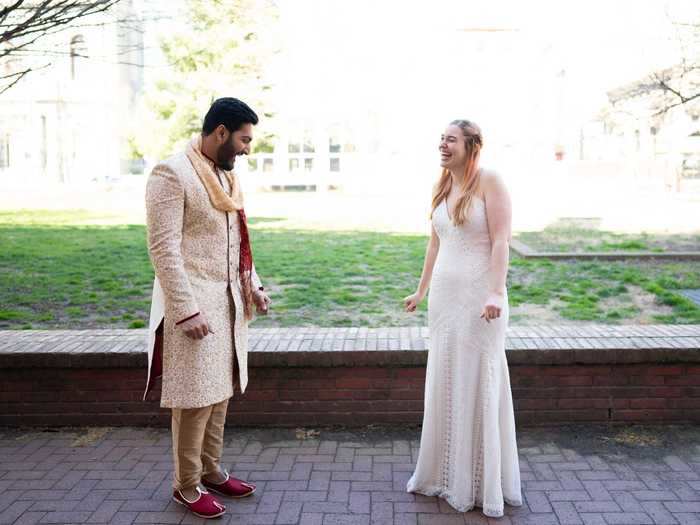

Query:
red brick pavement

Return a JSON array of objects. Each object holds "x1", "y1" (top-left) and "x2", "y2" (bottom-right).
[{"x1": 1, "y1": 425, "x2": 700, "y2": 524}]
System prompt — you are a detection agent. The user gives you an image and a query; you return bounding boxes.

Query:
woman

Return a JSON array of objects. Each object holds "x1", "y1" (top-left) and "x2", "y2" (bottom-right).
[{"x1": 404, "y1": 120, "x2": 522, "y2": 517}]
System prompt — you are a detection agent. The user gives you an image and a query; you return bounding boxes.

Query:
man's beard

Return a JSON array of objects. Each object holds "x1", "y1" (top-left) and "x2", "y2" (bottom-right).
[{"x1": 216, "y1": 142, "x2": 238, "y2": 171}]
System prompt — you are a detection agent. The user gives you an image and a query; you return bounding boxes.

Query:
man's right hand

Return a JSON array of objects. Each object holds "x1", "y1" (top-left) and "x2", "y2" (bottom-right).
[{"x1": 179, "y1": 313, "x2": 211, "y2": 340}]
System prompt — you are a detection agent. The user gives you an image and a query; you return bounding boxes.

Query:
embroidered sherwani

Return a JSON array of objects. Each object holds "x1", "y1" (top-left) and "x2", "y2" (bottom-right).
[{"x1": 144, "y1": 151, "x2": 261, "y2": 409}]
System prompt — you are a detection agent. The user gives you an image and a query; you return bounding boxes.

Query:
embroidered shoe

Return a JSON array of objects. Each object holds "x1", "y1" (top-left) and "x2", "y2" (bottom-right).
[
  {"x1": 202, "y1": 472, "x2": 256, "y2": 498},
  {"x1": 173, "y1": 487, "x2": 226, "y2": 519}
]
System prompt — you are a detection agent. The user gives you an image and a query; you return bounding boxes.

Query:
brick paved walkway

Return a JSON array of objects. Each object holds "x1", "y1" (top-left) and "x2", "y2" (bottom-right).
[{"x1": 1, "y1": 425, "x2": 700, "y2": 525}]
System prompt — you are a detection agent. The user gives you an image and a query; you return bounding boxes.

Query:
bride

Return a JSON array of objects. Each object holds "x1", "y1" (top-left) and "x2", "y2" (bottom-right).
[{"x1": 404, "y1": 119, "x2": 522, "y2": 517}]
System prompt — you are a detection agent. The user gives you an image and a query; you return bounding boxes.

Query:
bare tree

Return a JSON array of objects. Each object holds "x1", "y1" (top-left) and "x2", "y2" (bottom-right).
[
  {"x1": 645, "y1": 16, "x2": 700, "y2": 115},
  {"x1": 0, "y1": 0, "x2": 123, "y2": 94}
]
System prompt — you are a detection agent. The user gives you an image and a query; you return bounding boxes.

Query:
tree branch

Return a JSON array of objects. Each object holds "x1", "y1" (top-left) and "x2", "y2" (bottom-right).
[
  {"x1": 1, "y1": 1, "x2": 122, "y2": 46},
  {"x1": 0, "y1": 0, "x2": 133, "y2": 95},
  {"x1": 0, "y1": 67, "x2": 31, "y2": 94},
  {"x1": 653, "y1": 91, "x2": 700, "y2": 116}
]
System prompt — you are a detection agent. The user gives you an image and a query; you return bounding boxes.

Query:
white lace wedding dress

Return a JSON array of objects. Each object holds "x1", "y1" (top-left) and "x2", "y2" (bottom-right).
[{"x1": 406, "y1": 197, "x2": 522, "y2": 517}]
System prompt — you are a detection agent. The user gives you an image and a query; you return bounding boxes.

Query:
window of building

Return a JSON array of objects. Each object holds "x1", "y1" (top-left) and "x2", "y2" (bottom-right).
[
  {"x1": 330, "y1": 158, "x2": 340, "y2": 172},
  {"x1": 41, "y1": 116, "x2": 47, "y2": 171},
  {"x1": 288, "y1": 126, "x2": 315, "y2": 173},
  {"x1": 0, "y1": 134, "x2": 10, "y2": 169},
  {"x1": 263, "y1": 158, "x2": 273, "y2": 172},
  {"x1": 70, "y1": 35, "x2": 87, "y2": 80},
  {"x1": 303, "y1": 137, "x2": 314, "y2": 153}
]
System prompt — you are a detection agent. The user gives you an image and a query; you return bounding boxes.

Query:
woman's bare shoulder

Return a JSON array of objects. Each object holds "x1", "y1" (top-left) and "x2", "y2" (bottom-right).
[
  {"x1": 478, "y1": 167, "x2": 507, "y2": 198},
  {"x1": 480, "y1": 167, "x2": 505, "y2": 184}
]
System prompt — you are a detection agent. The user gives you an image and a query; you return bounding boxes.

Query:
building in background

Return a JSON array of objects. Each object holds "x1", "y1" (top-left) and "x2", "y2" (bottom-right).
[
  {"x1": 576, "y1": 65, "x2": 700, "y2": 192},
  {"x1": 237, "y1": 4, "x2": 567, "y2": 192},
  {"x1": 0, "y1": 0, "x2": 144, "y2": 185},
  {"x1": 3, "y1": 0, "x2": 695, "y2": 195}
]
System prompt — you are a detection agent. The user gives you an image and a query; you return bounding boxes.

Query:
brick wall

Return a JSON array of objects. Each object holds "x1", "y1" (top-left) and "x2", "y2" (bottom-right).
[
  {"x1": 2, "y1": 362, "x2": 699, "y2": 427},
  {"x1": 511, "y1": 364, "x2": 700, "y2": 424}
]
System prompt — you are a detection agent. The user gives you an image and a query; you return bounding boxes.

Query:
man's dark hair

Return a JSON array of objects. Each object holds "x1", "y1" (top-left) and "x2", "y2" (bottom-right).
[{"x1": 202, "y1": 97, "x2": 259, "y2": 135}]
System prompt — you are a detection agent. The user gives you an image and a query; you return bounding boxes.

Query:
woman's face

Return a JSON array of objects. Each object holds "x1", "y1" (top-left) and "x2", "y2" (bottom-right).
[{"x1": 439, "y1": 124, "x2": 466, "y2": 170}]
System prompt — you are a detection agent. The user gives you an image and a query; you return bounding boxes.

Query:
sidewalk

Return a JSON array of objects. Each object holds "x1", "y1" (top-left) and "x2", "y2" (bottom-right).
[{"x1": 1, "y1": 425, "x2": 700, "y2": 525}]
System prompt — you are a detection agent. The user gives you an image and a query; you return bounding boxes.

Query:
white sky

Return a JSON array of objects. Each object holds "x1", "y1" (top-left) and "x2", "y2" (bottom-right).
[
  {"x1": 270, "y1": 1, "x2": 696, "y2": 150},
  {"x1": 142, "y1": 0, "x2": 698, "y2": 156}
]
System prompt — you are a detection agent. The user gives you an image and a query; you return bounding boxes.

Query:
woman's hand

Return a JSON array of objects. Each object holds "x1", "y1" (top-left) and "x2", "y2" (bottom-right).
[
  {"x1": 480, "y1": 292, "x2": 504, "y2": 323},
  {"x1": 403, "y1": 291, "x2": 425, "y2": 313}
]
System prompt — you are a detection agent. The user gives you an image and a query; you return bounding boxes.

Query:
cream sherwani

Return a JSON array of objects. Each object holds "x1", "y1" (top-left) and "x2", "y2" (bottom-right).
[{"x1": 144, "y1": 151, "x2": 261, "y2": 408}]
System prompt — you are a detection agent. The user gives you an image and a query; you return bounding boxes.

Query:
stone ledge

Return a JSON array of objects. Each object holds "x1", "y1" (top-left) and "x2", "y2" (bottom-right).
[
  {"x1": 510, "y1": 239, "x2": 700, "y2": 261},
  {"x1": 0, "y1": 325, "x2": 698, "y2": 369},
  {"x1": 2, "y1": 326, "x2": 700, "y2": 426}
]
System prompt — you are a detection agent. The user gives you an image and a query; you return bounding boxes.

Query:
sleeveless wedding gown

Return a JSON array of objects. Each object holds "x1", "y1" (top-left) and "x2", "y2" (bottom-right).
[{"x1": 406, "y1": 197, "x2": 522, "y2": 517}]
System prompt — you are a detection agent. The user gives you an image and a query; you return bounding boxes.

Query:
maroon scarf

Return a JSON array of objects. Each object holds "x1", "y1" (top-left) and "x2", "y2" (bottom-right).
[{"x1": 237, "y1": 208, "x2": 255, "y2": 320}]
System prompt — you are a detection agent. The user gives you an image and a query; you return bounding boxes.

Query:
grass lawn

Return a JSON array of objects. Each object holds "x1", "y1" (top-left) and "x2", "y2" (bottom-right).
[
  {"x1": 515, "y1": 221, "x2": 700, "y2": 253},
  {"x1": 1, "y1": 210, "x2": 699, "y2": 329}
]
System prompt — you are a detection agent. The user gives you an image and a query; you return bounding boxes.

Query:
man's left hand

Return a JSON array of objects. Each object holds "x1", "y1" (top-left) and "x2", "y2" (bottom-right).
[{"x1": 253, "y1": 289, "x2": 271, "y2": 315}]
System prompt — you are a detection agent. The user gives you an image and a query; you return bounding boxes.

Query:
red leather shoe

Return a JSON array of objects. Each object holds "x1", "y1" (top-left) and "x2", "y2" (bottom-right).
[
  {"x1": 202, "y1": 472, "x2": 256, "y2": 498},
  {"x1": 173, "y1": 487, "x2": 226, "y2": 519}
]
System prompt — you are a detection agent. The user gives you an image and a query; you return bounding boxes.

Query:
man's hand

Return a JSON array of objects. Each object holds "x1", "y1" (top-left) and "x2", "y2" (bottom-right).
[
  {"x1": 179, "y1": 312, "x2": 211, "y2": 339},
  {"x1": 253, "y1": 289, "x2": 271, "y2": 315}
]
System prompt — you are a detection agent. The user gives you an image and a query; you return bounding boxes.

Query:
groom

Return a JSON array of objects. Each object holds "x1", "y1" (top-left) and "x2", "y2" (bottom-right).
[{"x1": 144, "y1": 98, "x2": 271, "y2": 518}]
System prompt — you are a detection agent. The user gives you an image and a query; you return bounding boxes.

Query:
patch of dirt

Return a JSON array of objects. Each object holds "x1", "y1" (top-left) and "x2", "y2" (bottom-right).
[
  {"x1": 1, "y1": 427, "x2": 113, "y2": 446},
  {"x1": 508, "y1": 287, "x2": 678, "y2": 325},
  {"x1": 295, "y1": 428, "x2": 321, "y2": 440},
  {"x1": 70, "y1": 427, "x2": 112, "y2": 447},
  {"x1": 518, "y1": 424, "x2": 700, "y2": 459},
  {"x1": 509, "y1": 300, "x2": 589, "y2": 326},
  {"x1": 598, "y1": 427, "x2": 662, "y2": 448},
  {"x1": 510, "y1": 303, "x2": 562, "y2": 325},
  {"x1": 599, "y1": 285, "x2": 675, "y2": 324}
]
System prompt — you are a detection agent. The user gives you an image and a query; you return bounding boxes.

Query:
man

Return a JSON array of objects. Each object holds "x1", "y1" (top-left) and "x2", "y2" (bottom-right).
[{"x1": 144, "y1": 97, "x2": 271, "y2": 519}]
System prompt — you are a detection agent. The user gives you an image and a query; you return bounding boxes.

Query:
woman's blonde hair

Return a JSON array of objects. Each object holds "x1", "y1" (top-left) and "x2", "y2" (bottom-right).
[{"x1": 431, "y1": 120, "x2": 483, "y2": 225}]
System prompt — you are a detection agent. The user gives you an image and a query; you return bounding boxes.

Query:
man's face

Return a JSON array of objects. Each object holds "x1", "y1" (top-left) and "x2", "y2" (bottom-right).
[{"x1": 216, "y1": 123, "x2": 254, "y2": 170}]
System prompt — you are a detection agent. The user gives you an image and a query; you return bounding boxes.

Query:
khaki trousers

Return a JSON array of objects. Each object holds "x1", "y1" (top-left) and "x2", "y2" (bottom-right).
[{"x1": 171, "y1": 398, "x2": 229, "y2": 490}]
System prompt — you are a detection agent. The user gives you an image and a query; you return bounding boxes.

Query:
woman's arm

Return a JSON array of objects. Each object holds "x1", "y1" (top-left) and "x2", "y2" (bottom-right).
[
  {"x1": 481, "y1": 171, "x2": 512, "y2": 322},
  {"x1": 404, "y1": 224, "x2": 440, "y2": 312}
]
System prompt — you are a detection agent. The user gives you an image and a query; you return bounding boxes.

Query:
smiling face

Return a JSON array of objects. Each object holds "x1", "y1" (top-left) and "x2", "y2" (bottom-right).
[
  {"x1": 214, "y1": 123, "x2": 254, "y2": 170},
  {"x1": 439, "y1": 124, "x2": 467, "y2": 170}
]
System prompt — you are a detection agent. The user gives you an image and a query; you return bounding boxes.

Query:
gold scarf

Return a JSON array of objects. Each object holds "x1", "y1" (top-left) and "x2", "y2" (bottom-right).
[
  {"x1": 185, "y1": 136, "x2": 244, "y2": 211},
  {"x1": 185, "y1": 135, "x2": 255, "y2": 320}
]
